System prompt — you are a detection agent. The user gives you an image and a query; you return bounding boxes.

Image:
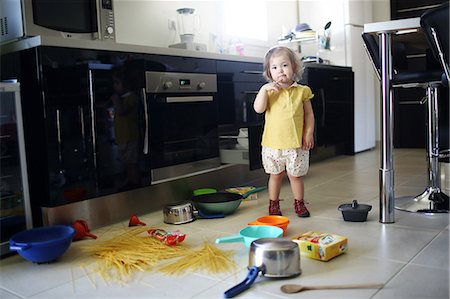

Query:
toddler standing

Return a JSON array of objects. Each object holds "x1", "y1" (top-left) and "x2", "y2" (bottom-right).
[{"x1": 253, "y1": 46, "x2": 315, "y2": 217}]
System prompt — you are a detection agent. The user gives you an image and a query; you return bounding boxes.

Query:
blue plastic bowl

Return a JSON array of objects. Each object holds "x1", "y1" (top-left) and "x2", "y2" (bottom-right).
[{"x1": 9, "y1": 225, "x2": 75, "y2": 263}]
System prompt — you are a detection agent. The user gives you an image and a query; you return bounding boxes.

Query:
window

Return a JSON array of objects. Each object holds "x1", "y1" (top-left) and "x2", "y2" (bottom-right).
[{"x1": 223, "y1": 1, "x2": 268, "y2": 41}]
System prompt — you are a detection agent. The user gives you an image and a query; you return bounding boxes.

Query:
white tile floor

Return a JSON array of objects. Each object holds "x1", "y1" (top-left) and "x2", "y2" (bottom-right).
[{"x1": 1, "y1": 148, "x2": 449, "y2": 298}]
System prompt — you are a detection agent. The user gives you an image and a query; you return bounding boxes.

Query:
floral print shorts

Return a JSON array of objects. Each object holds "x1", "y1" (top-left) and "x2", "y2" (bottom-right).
[{"x1": 262, "y1": 147, "x2": 310, "y2": 177}]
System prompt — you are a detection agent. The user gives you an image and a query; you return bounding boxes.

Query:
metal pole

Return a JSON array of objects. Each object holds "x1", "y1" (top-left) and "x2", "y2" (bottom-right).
[{"x1": 379, "y1": 32, "x2": 395, "y2": 223}]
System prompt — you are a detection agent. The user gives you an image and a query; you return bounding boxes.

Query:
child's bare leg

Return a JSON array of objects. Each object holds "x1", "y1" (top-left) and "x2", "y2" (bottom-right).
[
  {"x1": 269, "y1": 172, "x2": 284, "y2": 200},
  {"x1": 287, "y1": 173, "x2": 310, "y2": 217},
  {"x1": 287, "y1": 173, "x2": 304, "y2": 200},
  {"x1": 268, "y1": 172, "x2": 284, "y2": 215}
]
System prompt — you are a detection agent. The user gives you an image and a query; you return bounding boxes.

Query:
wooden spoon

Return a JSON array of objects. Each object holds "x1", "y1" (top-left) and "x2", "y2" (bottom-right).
[{"x1": 281, "y1": 283, "x2": 384, "y2": 293}]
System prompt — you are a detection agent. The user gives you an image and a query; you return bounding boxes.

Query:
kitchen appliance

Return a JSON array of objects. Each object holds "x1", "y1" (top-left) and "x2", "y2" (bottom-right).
[
  {"x1": 224, "y1": 238, "x2": 301, "y2": 298},
  {"x1": 145, "y1": 71, "x2": 220, "y2": 183},
  {"x1": 0, "y1": 82, "x2": 32, "y2": 256},
  {"x1": 169, "y1": 8, "x2": 207, "y2": 51},
  {"x1": 298, "y1": 0, "x2": 376, "y2": 152},
  {"x1": 5, "y1": 0, "x2": 115, "y2": 42}
]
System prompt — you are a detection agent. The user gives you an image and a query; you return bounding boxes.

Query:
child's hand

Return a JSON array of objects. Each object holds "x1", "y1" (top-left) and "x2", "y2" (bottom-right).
[
  {"x1": 263, "y1": 82, "x2": 281, "y2": 93},
  {"x1": 302, "y1": 133, "x2": 314, "y2": 151}
]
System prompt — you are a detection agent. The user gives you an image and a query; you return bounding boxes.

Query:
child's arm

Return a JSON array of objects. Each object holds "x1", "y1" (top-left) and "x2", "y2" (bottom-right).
[
  {"x1": 253, "y1": 82, "x2": 279, "y2": 113},
  {"x1": 302, "y1": 100, "x2": 315, "y2": 150}
]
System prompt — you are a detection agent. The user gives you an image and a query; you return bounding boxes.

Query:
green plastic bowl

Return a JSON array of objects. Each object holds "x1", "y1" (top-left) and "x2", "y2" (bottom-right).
[{"x1": 193, "y1": 188, "x2": 217, "y2": 196}]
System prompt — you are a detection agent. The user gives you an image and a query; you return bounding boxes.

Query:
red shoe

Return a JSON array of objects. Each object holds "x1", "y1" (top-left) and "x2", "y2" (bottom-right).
[
  {"x1": 294, "y1": 199, "x2": 310, "y2": 217},
  {"x1": 269, "y1": 199, "x2": 282, "y2": 216}
]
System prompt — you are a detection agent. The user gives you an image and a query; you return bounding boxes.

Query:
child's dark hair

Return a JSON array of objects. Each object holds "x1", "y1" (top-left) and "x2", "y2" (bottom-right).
[
  {"x1": 112, "y1": 65, "x2": 139, "y2": 91},
  {"x1": 262, "y1": 46, "x2": 303, "y2": 82}
]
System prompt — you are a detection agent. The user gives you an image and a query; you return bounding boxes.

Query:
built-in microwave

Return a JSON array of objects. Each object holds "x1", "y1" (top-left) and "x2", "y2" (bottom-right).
[{"x1": 1, "y1": 0, "x2": 115, "y2": 43}]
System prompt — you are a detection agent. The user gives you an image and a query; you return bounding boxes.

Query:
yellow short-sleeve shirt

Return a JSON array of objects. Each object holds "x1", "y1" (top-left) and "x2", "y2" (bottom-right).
[{"x1": 261, "y1": 83, "x2": 314, "y2": 149}]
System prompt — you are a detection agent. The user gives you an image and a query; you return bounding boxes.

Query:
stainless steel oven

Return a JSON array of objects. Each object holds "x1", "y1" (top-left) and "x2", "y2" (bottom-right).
[{"x1": 145, "y1": 71, "x2": 220, "y2": 183}]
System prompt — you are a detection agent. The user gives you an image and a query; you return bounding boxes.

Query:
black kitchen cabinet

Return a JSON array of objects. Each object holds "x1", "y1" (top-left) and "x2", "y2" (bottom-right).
[
  {"x1": 217, "y1": 60, "x2": 265, "y2": 125},
  {"x1": 300, "y1": 64, "x2": 355, "y2": 157},
  {"x1": 390, "y1": 0, "x2": 447, "y2": 20},
  {"x1": 216, "y1": 60, "x2": 265, "y2": 170}
]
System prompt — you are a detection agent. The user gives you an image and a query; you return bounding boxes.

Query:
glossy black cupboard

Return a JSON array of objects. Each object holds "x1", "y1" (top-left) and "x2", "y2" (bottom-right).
[{"x1": 300, "y1": 64, "x2": 355, "y2": 157}]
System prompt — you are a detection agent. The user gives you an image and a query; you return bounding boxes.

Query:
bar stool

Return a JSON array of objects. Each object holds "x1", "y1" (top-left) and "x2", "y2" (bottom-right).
[
  {"x1": 420, "y1": 2, "x2": 450, "y2": 211},
  {"x1": 362, "y1": 15, "x2": 448, "y2": 213}
]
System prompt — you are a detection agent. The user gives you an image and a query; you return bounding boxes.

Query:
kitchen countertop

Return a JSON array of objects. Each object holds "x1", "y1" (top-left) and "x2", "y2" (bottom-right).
[
  {"x1": 1, "y1": 148, "x2": 448, "y2": 298},
  {"x1": 0, "y1": 35, "x2": 263, "y2": 63}
]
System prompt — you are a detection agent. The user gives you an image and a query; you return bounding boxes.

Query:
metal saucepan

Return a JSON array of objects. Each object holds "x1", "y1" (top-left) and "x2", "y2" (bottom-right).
[
  {"x1": 190, "y1": 186, "x2": 266, "y2": 215},
  {"x1": 163, "y1": 202, "x2": 223, "y2": 225},
  {"x1": 224, "y1": 238, "x2": 301, "y2": 298}
]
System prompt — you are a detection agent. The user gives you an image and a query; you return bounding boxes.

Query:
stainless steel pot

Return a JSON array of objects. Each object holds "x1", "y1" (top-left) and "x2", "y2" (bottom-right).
[
  {"x1": 249, "y1": 238, "x2": 301, "y2": 277},
  {"x1": 163, "y1": 201, "x2": 224, "y2": 224},
  {"x1": 224, "y1": 238, "x2": 301, "y2": 298},
  {"x1": 163, "y1": 202, "x2": 195, "y2": 224}
]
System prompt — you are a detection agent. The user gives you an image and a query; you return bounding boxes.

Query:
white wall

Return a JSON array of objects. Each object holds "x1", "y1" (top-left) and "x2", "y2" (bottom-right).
[{"x1": 113, "y1": 0, "x2": 299, "y2": 58}]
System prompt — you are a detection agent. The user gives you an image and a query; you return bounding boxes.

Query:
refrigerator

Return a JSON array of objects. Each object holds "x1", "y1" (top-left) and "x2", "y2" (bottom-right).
[{"x1": 298, "y1": 0, "x2": 376, "y2": 153}]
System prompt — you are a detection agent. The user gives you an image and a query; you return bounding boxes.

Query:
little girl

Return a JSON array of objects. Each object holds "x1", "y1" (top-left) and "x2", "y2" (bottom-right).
[{"x1": 254, "y1": 46, "x2": 315, "y2": 217}]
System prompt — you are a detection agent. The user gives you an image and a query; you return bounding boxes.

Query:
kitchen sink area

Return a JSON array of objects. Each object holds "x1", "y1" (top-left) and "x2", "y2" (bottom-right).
[{"x1": 1, "y1": 147, "x2": 448, "y2": 298}]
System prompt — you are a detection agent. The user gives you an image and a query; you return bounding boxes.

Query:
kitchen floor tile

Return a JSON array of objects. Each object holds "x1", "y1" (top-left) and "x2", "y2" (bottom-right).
[
  {"x1": 2, "y1": 147, "x2": 448, "y2": 298},
  {"x1": 372, "y1": 264, "x2": 449, "y2": 299}
]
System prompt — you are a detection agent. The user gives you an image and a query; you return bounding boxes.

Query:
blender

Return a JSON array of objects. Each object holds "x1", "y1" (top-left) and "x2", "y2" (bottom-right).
[{"x1": 169, "y1": 8, "x2": 206, "y2": 51}]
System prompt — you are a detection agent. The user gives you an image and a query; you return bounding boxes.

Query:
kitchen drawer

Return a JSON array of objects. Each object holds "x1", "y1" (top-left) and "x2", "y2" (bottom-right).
[{"x1": 217, "y1": 61, "x2": 265, "y2": 82}]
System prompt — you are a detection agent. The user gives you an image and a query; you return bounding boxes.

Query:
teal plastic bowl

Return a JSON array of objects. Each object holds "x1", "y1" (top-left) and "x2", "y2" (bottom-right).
[{"x1": 215, "y1": 225, "x2": 284, "y2": 247}]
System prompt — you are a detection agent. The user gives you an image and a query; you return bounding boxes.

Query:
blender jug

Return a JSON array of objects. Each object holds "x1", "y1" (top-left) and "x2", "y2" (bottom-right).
[{"x1": 176, "y1": 8, "x2": 199, "y2": 43}]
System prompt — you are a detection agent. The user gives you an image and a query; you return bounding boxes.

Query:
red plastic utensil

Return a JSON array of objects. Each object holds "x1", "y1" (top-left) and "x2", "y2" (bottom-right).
[
  {"x1": 72, "y1": 219, "x2": 97, "y2": 241},
  {"x1": 129, "y1": 214, "x2": 146, "y2": 226}
]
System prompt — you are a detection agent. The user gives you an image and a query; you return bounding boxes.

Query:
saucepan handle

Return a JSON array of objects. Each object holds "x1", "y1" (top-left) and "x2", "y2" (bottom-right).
[
  {"x1": 241, "y1": 186, "x2": 266, "y2": 199},
  {"x1": 224, "y1": 266, "x2": 260, "y2": 298},
  {"x1": 215, "y1": 234, "x2": 244, "y2": 244}
]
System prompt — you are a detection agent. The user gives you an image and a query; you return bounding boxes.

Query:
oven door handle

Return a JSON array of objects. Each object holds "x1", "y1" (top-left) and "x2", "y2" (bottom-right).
[
  {"x1": 142, "y1": 88, "x2": 149, "y2": 155},
  {"x1": 165, "y1": 96, "x2": 213, "y2": 103}
]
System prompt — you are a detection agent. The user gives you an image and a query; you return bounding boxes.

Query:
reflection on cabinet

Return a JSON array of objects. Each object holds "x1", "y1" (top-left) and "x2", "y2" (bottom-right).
[
  {"x1": 0, "y1": 82, "x2": 32, "y2": 255},
  {"x1": 217, "y1": 60, "x2": 265, "y2": 170},
  {"x1": 300, "y1": 64, "x2": 355, "y2": 158}
]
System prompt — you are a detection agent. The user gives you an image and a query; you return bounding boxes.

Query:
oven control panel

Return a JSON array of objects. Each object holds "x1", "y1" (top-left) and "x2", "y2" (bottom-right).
[{"x1": 145, "y1": 71, "x2": 217, "y2": 93}]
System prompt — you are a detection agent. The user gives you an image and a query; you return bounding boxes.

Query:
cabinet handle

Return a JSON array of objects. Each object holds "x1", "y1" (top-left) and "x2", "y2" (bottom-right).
[
  {"x1": 241, "y1": 70, "x2": 263, "y2": 75},
  {"x1": 79, "y1": 105, "x2": 87, "y2": 162},
  {"x1": 142, "y1": 88, "x2": 149, "y2": 155},
  {"x1": 397, "y1": 4, "x2": 442, "y2": 13},
  {"x1": 320, "y1": 88, "x2": 326, "y2": 127},
  {"x1": 87, "y1": 70, "x2": 97, "y2": 170},
  {"x1": 56, "y1": 108, "x2": 63, "y2": 165}
]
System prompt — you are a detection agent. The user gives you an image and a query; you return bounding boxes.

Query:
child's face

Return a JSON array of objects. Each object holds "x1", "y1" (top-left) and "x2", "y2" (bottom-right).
[
  {"x1": 269, "y1": 54, "x2": 295, "y2": 84},
  {"x1": 112, "y1": 77, "x2": 124, "y2": 94}
]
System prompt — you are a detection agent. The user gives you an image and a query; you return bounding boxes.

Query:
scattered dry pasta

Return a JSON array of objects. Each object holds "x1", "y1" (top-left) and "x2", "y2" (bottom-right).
[
  {"x1": 80, "y1": 226, "x2": 189, "y2": 282},
  {"x1": 157, "y1": 240, "x2": 237, "y2": 276},
  {"x1": 80, "y1": 227, "x2": 237, "y2": 283}
]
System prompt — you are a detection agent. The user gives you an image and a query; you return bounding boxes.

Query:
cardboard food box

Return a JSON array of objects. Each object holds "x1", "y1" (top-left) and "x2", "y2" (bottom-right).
[
  {"x1": 225, "y1": 186, "x2": 258, "y2": 201},
  {"x1": 292, "y1": 231, "x2": 348, "y2": 261}
]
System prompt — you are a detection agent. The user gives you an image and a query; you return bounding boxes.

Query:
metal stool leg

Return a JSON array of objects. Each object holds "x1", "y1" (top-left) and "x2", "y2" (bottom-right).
[{"x1": 395, "y1": 85, "x2": 449, "y2": 213}]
